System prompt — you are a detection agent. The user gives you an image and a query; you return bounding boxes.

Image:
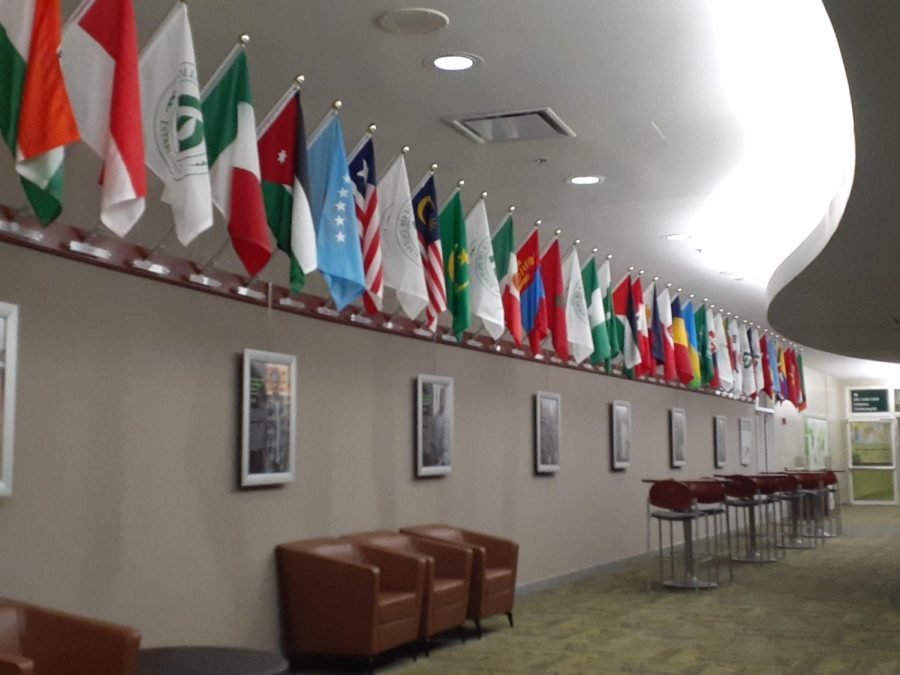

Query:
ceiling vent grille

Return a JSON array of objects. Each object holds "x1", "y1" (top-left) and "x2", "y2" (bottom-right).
[{"x1": 444, "y1": 107, "x2": 576, "y2": 144}]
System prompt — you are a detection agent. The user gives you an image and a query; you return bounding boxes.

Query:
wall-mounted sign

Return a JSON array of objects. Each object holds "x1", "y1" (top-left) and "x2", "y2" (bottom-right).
[{"x1": 850, "y1": 388, "x2": 890, "y2": 414}]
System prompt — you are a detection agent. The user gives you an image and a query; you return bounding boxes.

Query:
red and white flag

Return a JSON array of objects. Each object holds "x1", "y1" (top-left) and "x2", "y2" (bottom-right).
[
  {"x1": 62, "y1": 0, "x2": 146, "y2": 236},
  {"x1": 347, "y1": 134, "x2": 384, "y2": 313}
]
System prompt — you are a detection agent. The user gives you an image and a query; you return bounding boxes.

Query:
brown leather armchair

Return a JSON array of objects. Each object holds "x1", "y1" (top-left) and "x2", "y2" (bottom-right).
[
  {"x1": 345, "y1": 531, "x2": 472, "y2": 647},
  {"x1": 0, "y1": 598, "x2": 140, "y2": 675},
  {"x1": 276, "y1": 538, "x2": 426, "y2": 664},
  {"x1": 400, "y1": 525, "x2": 518, "y2": 637}
]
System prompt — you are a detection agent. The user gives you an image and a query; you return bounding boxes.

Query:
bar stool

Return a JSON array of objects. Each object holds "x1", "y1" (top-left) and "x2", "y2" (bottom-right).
[
  {"x1": 764, "y1": 473, "x2": 815, "y2": 550},
  {"x1": 786, "y1": 472, "x2": 829, "y2": 545},
  {"x1": 720, "y1": 476, "x2": 779, "y2": 564},
  {"x1": 646, "y1": 480, "x2": 726, "y2": 590}
]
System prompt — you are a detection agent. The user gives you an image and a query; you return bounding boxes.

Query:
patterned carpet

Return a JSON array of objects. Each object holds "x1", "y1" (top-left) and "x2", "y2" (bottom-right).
[{"x1": 300, "y1": 506, "x2": 900, "y2": 673}]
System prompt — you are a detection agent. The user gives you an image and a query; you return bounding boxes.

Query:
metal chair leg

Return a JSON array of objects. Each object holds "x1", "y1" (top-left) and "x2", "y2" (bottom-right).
[{"x1": 506, "y1": 611, "x2": 514, "y2": 628}]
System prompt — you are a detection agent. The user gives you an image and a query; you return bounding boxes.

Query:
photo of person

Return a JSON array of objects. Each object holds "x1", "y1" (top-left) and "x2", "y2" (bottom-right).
[
  {"x1": 612, "y1": 400, "x2": 631, "y2": 469},
  {"x1": 417, "y1": 375, "x2": 453, "y2": 476},
  {"x1": 242, "y1": 350, "x2": 296, "y2": 487},
  {"x1": 535, "y1": 392, "x2": 561, "y2": 473}
]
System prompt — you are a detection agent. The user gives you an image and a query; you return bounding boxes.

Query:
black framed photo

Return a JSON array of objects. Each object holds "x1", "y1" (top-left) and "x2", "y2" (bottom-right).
[
  {"x1": 535, "y1": 391, "x2": 561, "y2": 474},
  {"x1": 242, "y1": 349, "x2": 297, "y2": 487}
]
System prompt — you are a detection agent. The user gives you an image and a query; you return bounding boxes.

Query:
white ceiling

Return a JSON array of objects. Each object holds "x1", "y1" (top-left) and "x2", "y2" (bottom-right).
[{"x1": 0, "y1": 0, "x2": 879, "y2": 378}]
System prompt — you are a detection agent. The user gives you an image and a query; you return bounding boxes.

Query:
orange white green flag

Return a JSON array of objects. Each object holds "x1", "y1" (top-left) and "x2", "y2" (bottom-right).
[{"x1": 0, "y1": 0, "x2": 79, "y2": 224}]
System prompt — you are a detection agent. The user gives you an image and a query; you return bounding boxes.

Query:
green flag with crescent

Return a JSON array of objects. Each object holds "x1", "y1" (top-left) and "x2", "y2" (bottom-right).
[{"x1": 439, "y1": 189, "x2": 471, "y2": 339}]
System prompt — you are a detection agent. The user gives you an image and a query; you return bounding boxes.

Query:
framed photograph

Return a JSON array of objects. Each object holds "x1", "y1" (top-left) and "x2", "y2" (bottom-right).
[
  {"x1": 535, "y1": 392, "x2": 561, "y2": 474},
  {"x1": 611, "y1": 400, "x2": 631, "y2": 470},
  {"x1": 241, "y1": 349, "x2": 297, "y2": 487},
  {"x1": 714, "y1": 415, "x2": 727, "y2": 468},
  {"x1": 670, "y1": 408, "x2": 686, "y2": 468},
  {"x1": 739, "y1": 417, "x2": 753, "y2": 466},
  {"x1": 0, "y1": 302, "x2": 19, "y2": 497},
  {"x1": 803, "y1": 416, "x2": 829, "y2": 469},
  {"x1": 417, "y1": 374, "x2": 453, "y2": 477}
]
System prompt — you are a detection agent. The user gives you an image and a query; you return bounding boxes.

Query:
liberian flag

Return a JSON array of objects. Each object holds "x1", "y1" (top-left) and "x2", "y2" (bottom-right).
[
  {"x1": 491, "y1": 212, "x2": 522, "y2": 347},
  {"x1": 0, "y1": 1, "x2": 79, "y2": 225},
  {"x1": 202, "y1": 46, "x2": 272, "y2": 277},
  {"x1": 541, "y1": 238, "x2": 569, "y2": 360},
  {"x1": 411, "y1": 173, "x2": 446, "y2": 331},
  {"x1": 257, "y1": 86, "x2": 317, "y2": 292},
  {"x1": 62, "y1": 0, "x2": 145, "y2": 235},
  {"x1": 348, "y1": 133, "x2": 384, "y2": 314}
]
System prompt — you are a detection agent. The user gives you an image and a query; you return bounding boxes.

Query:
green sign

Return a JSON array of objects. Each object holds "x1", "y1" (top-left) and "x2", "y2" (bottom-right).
[{"x1": 850, "y1": 389, "x2": 890, "y2": 414}]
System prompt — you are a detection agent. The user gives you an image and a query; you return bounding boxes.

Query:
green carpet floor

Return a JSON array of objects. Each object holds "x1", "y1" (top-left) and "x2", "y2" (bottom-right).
[{"x1": 382, "y1": 505, "x2": 900, "y2": 674}]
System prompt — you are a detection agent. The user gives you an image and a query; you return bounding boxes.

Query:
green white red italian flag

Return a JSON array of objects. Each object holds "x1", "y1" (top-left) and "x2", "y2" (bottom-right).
[
  {"x1": 202, "y1": 47, "x2": 272, "y2": 277},
  {"x1": 0, "y1": 0, "x2": 79, "y2": 224}
]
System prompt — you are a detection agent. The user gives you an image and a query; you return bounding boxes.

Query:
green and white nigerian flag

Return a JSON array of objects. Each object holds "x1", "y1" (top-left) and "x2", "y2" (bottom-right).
[{"x1": 582, "y1": 255, "x2": 612, "y2": 364}]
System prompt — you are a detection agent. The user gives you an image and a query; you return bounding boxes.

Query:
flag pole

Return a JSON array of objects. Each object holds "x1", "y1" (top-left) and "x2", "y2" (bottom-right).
[
  {"x1": 201, "y1": 35, "x2": 249, "y2": 98},
  {"x1": 514, "y1": 219, "x2": 540, "y2": 251},
  {"x1": 411, "y1": 162, "x2": 437, "y2": 195},
  {"x1": 131, "y1": 225, "x2": 177, "y2": 276},
  {"x1": 439, "y1": 180, "x2": 464, "y2": 211},
  {"x1": 257, "y1": 75, "x2": 304, "y2": 139},
  {"x1": 307, "y1": 100, "x2": 342, "y2": 148},
  {"x1": 347, "y1": 124, "x2": 376, "y2": 163},
  {"x1": 489, "y1": 204, "x2": 515, "y2": 239},
  {"x1": 541, "y1": 227, "x2": 562, "y2": 256}
]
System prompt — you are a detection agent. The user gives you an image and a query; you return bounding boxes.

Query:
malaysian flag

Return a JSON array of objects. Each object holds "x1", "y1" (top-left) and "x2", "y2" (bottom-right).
[
  {"x1": 348, "y1": 134, "x2": 384, "y2": 313},
  {"x1": 411, "y1": 172, "x2": 446, "y2": 331}
]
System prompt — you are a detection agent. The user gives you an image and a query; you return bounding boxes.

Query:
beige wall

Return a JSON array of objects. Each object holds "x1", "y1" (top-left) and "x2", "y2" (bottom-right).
[{"x1": 0, "y1": 242, "x2": 758, "y2": 650}]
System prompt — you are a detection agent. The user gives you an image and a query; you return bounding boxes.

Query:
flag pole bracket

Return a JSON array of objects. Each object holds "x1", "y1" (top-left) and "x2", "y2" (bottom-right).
[
  {"x1": 188, "y1": 273, "x2": 222, "y2": 289},
  {"x1": 132, "y1": 259, "x2": 171, "y2": 276},
  {"x1": 440, "y1": 333, "x2": 458, "y2": 343},
  {"x1": 317, "y1": 299, "x2": 340, "y2": 317},
  {"x1": 278, "y1": 296, "x2": 306, "y2": 310},
  {"x1": 234, "y1": 284, "x2": 266, "y2": 301},
  {"x1": 350, "y1": 312, "x2": 374, "y2": 326},
  {"x1": 0, "y1": 207, "x2": 43, "y2": 242},
  {"x1": 68, "y1": 225, "x2": 113, "y2": 260},
  {"x1": 413, "y1": 326, "x2": 434, "y2": 338}
]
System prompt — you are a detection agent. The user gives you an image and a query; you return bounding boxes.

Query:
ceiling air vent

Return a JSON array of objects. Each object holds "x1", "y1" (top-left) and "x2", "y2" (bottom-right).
[{"x1": 444, "y1": 107, "x2": 576, "y2": 144}]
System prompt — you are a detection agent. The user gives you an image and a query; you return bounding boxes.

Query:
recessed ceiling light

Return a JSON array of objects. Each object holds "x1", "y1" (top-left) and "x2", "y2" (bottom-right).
[
  {"x1": 429, "y1": 53, "x2": 481, "y2": 71},
  {"x1": 663, "y1": 233, "x2": 692, "y2": 241},
  {"x1": 566, "y1": 175, "x2": 605, "y2": 185},
  {"x1": 377, "y1": 8, "x2": 449, "y2": 35}
]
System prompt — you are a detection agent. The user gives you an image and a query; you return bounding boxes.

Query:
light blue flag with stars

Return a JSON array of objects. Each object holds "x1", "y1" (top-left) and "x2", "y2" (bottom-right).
[{"x1": 307, "y1": 114, "x2": 366, "y2": 310}]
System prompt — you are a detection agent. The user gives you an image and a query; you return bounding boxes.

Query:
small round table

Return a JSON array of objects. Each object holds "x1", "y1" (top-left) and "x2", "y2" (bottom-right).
[{"x1": 138, "y1": 646, "x2": 288, "y2": 675}]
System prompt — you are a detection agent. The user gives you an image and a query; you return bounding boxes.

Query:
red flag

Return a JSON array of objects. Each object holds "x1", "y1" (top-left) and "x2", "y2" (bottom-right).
[
  {"x1": 540, "y1": 239, "x2": 569, "y2": 360},
  {"x1": 62, "y1": 0, "x2": 147, "y2": 235},
  {"x1": 632, "y1": 276, "x2": 652, "y2": 376},
  {"x1": 516, "y1": 230, "x2": 548, "y2": 355},
  {"x1": 760, "y1": 334, "x2": 774, "y2": 398}
]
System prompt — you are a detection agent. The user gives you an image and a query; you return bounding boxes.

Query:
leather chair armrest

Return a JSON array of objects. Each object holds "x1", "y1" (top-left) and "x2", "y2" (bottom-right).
[
  {"x1": 0, "y1": 653, "x2": 33, "y2": 675},
  {"x1": 411, "y1": 538, "x2": 472, "y2": 579},
  {"x1": 358, "y1": 545, "x2": 426, "y2": 594},
  {"x1": 461, "y1": 531, "x2": 519, "y2": 569},
  {"x1": 21, "y1": 606, "x2": 140, "y2": 675}
]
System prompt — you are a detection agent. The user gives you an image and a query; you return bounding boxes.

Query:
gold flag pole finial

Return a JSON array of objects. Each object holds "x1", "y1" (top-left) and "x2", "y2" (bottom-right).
[
  {"x1": 592, "y1": 247, "x2": 599, "y2": 254},
  {"x1": 332, "y1": 100, "x2": 342, "y2": 110},
  {"x1": 457, "y1": 179, "x2": 465, "y2": 188},
  {"x1": 368, "y1": 123, "x2": 377, "y2": 134},
  {"x1": 430, "y1": 163, "x2": 438, "y2": 173},
  {"x1": 481, "y1": 191, "x2": 487, "y2": 199},
  {"x1": 295, "y1": 74, "x2": 305, "y2": 87},
  {"x1": 606, "y1": 253, "x2": 613, "y2": 260},
  {"x1": 401, "y1": 145, "x2": 410, "y2": 154},
  {"x1": 508, "y1": 205, "x2": 515, "y2": 213},
  {"x1": 239, "y1": 34, "x2": 250, "y2": 45},
  {"x1": 554, "y1": 228, "x2": 561, "y2": 237}
]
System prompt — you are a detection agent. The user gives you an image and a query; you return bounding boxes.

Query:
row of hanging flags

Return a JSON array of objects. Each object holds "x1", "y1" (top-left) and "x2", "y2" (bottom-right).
[{"x1": 0, "y1": 1, "x2": 807, "y2": 409}]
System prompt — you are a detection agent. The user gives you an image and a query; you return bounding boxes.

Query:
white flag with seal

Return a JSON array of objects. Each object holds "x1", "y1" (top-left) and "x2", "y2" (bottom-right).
[
  {"x1": 563, "y1": 247, "x2": 593, "y2": 364},
  {"x1": 139, "y1": 2, "x2": 212, "y2": 246},
  {"x1": 377, "y1": 153, "x2": 428, "y2": 319},
  {"x1": 465, "y1": 196, "x2": 504, "y2": 339}
]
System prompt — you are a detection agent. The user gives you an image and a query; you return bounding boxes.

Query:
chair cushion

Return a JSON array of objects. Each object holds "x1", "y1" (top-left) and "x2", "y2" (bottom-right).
[
  {"x1": 432, "y1": 578, "x2": 467, "y2": 608},
  {"x1": 376, "y1": 591, "x2": 417, "y2": 625},
  {"x1": 484, "y1": 567, "x2": 514, "y2": 596}
]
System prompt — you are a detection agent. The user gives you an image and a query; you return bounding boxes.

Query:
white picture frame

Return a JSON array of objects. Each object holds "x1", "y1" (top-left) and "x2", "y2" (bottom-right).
[
  {"x1": 739, "y1": 416, "x2": 753, "y2": 467},
  {"x1": 0, "y1": 302, "x2": 19, "y2": 497},
  {"x1": 417, "y1": 374, "x2": 454, "y2": 477},
  {"x1": 670, "y1": 408, "x2": 686, "y2": 468},
  {"x1": 241, "y1": 349, "x2": 297, "y2": 487},
  {"x1": 535, "y1": 391, "x2": 561, "y2": 474},
  {"x1": 714, "y1": 415, "x2": 727, "y2": 469},
  {"x1": 611, "y1": 400, "x2": 631, "y2": 470}
]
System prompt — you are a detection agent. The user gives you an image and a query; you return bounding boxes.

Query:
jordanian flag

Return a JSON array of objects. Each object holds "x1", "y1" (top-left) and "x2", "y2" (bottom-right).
[
  {"x1": 438, "y1": 188, "x2": 470, "y2": 340},
  {"x1": 203, "y1": 47, "x2": 272, "y2": 277},
  {"x1": 0, "y1": 1, "x2": 79, "y2": 224},
  {"x1": 257, "y1": 87, "x2": 317, "y2": 293}
]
